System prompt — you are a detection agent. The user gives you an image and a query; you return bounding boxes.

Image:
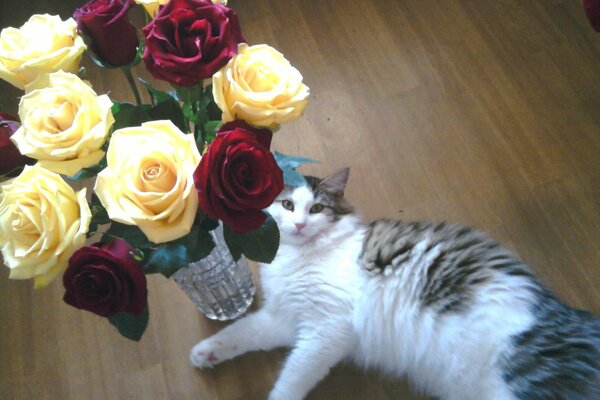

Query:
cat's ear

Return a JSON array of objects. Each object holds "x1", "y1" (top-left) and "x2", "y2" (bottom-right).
[{"x1": 320, "y1": 168, "x2": 349, "y2": 196}]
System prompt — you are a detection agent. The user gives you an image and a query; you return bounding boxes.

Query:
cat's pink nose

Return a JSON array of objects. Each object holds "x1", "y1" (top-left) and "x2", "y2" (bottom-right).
[{"x1": 295, "y1": 222, "x2": 307, "y2": 231}]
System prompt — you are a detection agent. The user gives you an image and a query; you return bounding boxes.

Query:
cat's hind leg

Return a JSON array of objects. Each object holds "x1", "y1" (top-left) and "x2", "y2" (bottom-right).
[{"x1": 190, "y1": 309, "x2": 295, "y2": 368}]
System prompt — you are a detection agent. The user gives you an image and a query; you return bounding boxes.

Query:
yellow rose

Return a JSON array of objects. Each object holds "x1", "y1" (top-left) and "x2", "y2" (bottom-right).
[
  {"x1": 134, "y1": 0, "x2": 169, "y2": 18},
  {"x1": 212, "y1": 43, "x2": 310, "y2": 130},
  {"x1": 95, "y1": 120, "x2": 201, "y2": 244},
  {"x1": 0, "y1": 14, "x2": 86, "y2": 90},
  {"x1": 10, "y1": 71, "x2": 114, "y2": 177},
  {"x1": 0, "y1": 165, "x2": 91, "y2": 288}
]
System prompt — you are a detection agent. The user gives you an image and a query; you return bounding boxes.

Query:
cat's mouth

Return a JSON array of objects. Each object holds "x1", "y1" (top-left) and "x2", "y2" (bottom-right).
[{"x1": 289, "y1": 228, "x2": 310, "y2": 238}]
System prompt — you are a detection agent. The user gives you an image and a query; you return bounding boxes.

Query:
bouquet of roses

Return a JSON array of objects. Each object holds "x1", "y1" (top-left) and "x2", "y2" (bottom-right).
[{"x1": 0, "y1": 0, "x2": 312, "y2": 340}]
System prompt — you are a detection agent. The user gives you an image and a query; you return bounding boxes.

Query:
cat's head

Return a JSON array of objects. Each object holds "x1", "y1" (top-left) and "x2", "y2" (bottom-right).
[{"x1": 267, "y1": 168, "x2": 355, "y2": 244}]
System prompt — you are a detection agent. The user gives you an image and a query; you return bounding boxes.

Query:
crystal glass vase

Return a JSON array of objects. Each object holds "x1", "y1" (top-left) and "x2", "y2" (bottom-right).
[{"x1": 172, "y1": 224, "x2": 255, "y2": 320}]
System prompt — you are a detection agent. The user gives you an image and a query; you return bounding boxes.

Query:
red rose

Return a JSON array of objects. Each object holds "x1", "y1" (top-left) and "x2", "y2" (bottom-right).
[
  {"x1": 584, "y1": 0, "x2": 600, "y2": 32},
  {"x1": 194, "y1": 120, "x2": 284, "y2": 233},
  {"x1": 63, "y1": 240, "x2": 148, "y2": 318},
  {"x1": 142, "y1": 0, "x2": 245, "y2": 87},
  {"x1": 74, "y1": 0, "x2": 139, "y2": 67},
  {"x1": 0, "y1": 113, "x2": 32, "y2": 177}
]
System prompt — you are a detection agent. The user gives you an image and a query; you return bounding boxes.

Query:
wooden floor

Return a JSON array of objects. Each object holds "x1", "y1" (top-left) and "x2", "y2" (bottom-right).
[{"x1": 1, "y1": 0, "x2": 599, "y2": 399}]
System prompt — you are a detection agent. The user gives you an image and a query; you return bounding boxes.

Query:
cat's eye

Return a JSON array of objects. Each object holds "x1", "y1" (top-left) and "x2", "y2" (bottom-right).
[
  {"x1": 309, "y1": 204, "x2": 324, "y2": 214},
  {"x1": 282, "y1": 200, "x2": 294, "y2": 211}
]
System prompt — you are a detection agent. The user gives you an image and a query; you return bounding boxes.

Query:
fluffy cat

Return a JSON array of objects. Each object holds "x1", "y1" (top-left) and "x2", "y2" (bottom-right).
[{"x1": 190, "y1": 169, "x2": 600, "y2": 400}]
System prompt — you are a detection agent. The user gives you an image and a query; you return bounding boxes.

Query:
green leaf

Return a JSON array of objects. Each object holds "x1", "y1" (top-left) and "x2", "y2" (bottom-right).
[
  {"x1": 223, "y1": 230, "x2": 243, "y2": 261},
  {"x1": 183, "y1": 102, "x2": 201, "y2": 125},
  {"x1": 168, "y1": 91, "x2": 179, "y2": 101},
  {"x1": 179, "y1": 87, "x2": 212, "y2": 132},
  {"x1": 282, "y1": 169, "x2": 307, "y2": 187},
  {"x1": 132, "y1": 41, "x2": 144, "y2": 68},
  {"x1": 111, "y1": 102, "x2": 152, "y2": 131},
  {"x1": 185, "y1": 225, "x2": 215, "y2": 262},
  {"x1": 174, "y1": 84, "x2": 204, "y2": 105},
  {"x1": 203, "y1": 85, "x2": 222, "y2": 120},
  {"x1": 108, "y1": 307, "x2": 149, "y2": 341},
  {"x1": 200, "y1": 216, "x2": 220, "y2": 232},
  {"x1": 144, "y1": 243, "x2": 187, "y2": 277},
  {"x1": 64, "y1": 156, "x2": 107, "y2": 182},
  {"x1": 196, "y1": 94, "x2": 211, "y2": 113},
  {"x1": 102, "y1": 222, "x2": 150, "y2": 249},
  {"x1": 143, "y1": 225, "x2": 215, "y2": 277},
  {"x1": 274, "y1": 152, "x2": 319, "y2": 170},
  {"x1": 223, "y1": 214, "x2": 280, "y2": 263},
  {"x1": 148, "y1": 100, "x2": 187, "y2": 132},
  {"x1": 64, "y1": 168, "x2": 97, "y2": 181},
  {"x1": 203, "y1": 120, "x2": 221, "y2": 142},
  {"x1": 138, "y1": 78, "x2": 178, "y2": 105},
  {"x1": 87, "y1": 194, "x2": 111, "y2": 238},
  {"x1": 273, "y1": 152, "x2": 319, "y2": 186}
]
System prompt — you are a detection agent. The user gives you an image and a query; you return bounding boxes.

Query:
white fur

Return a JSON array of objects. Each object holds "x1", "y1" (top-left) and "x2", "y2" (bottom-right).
[
  {"x1": 354, "y1": 238, "x2": 535, "y2": 400},
  {"x1": 190, "y1": 186, "x2": 536, "y2": 400}
]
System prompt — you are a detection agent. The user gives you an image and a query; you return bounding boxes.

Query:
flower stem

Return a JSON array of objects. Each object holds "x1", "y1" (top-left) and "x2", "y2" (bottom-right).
[
  {"x1": 198, "y1": 110, "x2": 207, "y2": 146},
  {"x1": 175, "y1": 83, "x2": 208, "y2": 142},
  {"x1": 192, "y1": 99, "x2": 203, "y2": 143},
  {"x1": 122, "y1": 66, "x2": 142, "y2": 106}
]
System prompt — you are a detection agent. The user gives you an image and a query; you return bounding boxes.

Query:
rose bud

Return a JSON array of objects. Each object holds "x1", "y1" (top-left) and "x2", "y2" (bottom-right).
[
  {"x1": 142, "y1": 0, "x2": 245, "y2": 87},
  {"x1": 0, "y1": 113, "x2": 33, "y2": 177},
  {"x1": 74, "y1": 0, "x2": 139, "y2": 67},
  {"x1": 63, "y1": 240, "x2": 148, "y2": 318},
  {"x1": 194, "y1": 120, "x2": 284, "y2": 233}
]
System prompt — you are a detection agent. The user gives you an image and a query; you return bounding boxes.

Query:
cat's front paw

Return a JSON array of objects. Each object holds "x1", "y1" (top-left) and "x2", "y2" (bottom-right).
[
  {"x1": 190, "y1": 340, "x2": 220, "y2": 368},
  {"x1": 190, "y1": 338, "x2": 238, "y2": 368}
]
